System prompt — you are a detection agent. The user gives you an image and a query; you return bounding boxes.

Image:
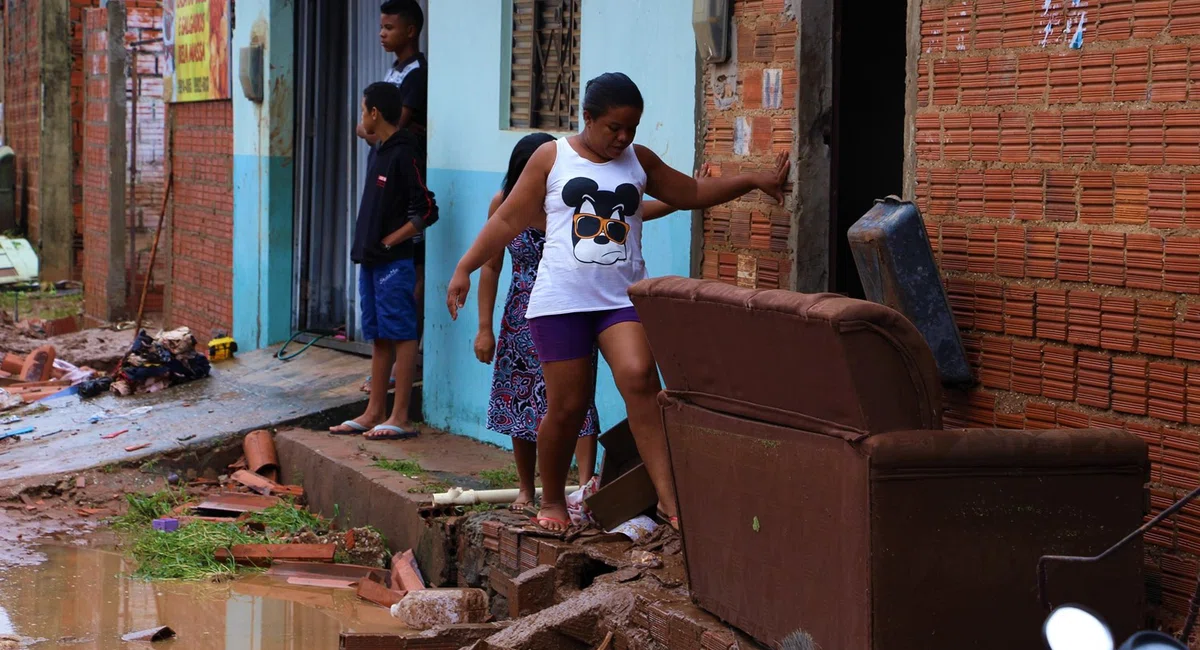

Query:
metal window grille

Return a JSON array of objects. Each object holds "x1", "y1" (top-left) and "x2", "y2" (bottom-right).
[{"x1": 510, "y1": 0, "x2": 580, "y2": 131}]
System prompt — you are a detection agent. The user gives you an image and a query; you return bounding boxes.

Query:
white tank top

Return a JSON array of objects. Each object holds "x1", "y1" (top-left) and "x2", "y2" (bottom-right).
[{"x1": 525, "y1": 137, "x2": 649, "y2": 320}]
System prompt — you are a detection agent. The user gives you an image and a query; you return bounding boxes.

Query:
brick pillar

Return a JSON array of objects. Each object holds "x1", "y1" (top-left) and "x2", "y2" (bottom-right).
[
  {"x1": 697, "y1": 0, "x2": 830, "y2": 292},
  {"x1": 165, "y1": 100, "x2": 234, "y2": 345},
  {"x1": 81, "y1": 4, "x2": 127, "y2": 323}
]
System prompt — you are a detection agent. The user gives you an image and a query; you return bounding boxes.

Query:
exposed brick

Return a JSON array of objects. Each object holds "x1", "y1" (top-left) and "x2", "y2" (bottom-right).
[
  {"x1": 914, "y1": 0, "x2": 1200, "y2": 627},
  {"x1": 166, "y1": 101, "x2": 234, "y2": 344}
]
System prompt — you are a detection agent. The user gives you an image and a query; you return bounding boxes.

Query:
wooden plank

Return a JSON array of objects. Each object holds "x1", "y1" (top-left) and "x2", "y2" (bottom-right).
[
  {"x1": 286, "y1": 577, "x2": 357, "y2": 589},
  {"x1": 194, "y1": 492, "x2": 280, "y2": 515},
  {"x1": 339, "y1": 633, "x2": 406, "y2": 650},
  {"x1": 356, "y1": 577, "x2": 405, "y2": 609},
  {"x1": 214, "y1": 543, "x2": 335, "y2": 566},
  {"x1": 266, "y1": 562, "x2": 390, "y2": 584}
]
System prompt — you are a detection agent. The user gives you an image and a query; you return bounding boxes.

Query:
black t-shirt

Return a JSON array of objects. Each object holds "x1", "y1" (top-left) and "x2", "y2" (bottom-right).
[
  {"x1": 351, "y1": 130, "x2": 438, "y2": 267},
  {"x1": 385, "y1": 53, "x2": 427, "y2": 129}
]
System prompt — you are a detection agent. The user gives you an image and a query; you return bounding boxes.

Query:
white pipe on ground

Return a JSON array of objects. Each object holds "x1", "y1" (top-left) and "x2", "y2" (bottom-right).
[{"x1": 432, "y1": 486, "x2": 582, "y2": 506}]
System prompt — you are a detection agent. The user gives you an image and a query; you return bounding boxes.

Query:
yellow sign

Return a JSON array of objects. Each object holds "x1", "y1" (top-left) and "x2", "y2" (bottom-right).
[{"x1": 163, "y1": 0, "x2": 231, "y2": 103}]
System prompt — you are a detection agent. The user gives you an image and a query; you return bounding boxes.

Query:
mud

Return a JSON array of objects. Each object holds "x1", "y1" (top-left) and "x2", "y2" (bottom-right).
[
  {"x1": 0, "y1": 465, "x2": 163, "y2": 568},
  {"x1": 0, "y1": 325, "x2": 138, "y2": 373}
]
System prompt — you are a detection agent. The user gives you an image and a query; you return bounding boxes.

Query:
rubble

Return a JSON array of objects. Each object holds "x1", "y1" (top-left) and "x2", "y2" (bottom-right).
[{"x1": 389, "y1": 588, "x2": 490, "y2": 629}]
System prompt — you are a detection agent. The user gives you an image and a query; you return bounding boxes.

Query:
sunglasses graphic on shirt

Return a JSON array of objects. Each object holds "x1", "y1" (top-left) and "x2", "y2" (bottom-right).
[{"x1": 573, "y1": 213, "x2": 630, "y2": 244}]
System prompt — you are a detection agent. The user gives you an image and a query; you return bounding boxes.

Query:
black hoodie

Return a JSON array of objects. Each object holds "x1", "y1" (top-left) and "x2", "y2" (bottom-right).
[{"x1": 351, "y1": 129, "x2": 438, "y2": 266}]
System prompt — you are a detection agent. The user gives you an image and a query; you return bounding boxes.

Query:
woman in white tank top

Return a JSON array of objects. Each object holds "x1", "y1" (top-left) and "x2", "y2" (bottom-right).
[{"x1": 448, "y1": 73, "x2": 789, "y2": 532}]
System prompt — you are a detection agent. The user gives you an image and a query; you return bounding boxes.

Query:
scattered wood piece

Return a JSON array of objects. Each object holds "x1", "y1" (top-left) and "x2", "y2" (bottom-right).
[
  {"x1": 229, "y1": 469, "x2": 304, "y2": 498},
  {"x1": 286, "y1": 576, "x2": 357, "y2": 589},
  {"x1": 215, "y1": 543, "x2": 336, "y2": 566},
  {"x1": 74, "y1": 476, "x2": 86, "y2": 489},
  {"x1": 231, "y1": 469, "x2": 276, "y2": 494},
  {"x1": 596, "y1": 631, "x2": 614, "y2": 650},
  {"x1": 101, "y1": 429, "x2": 128, "y2": 439},
  {"x1": 356, "y1": 577, "x2": 405, "y2": 608},
  {"x1": 265, "y1": 562, "x2": 390, "y2": 584},
  {"x1": 193, "y1": 492, "x2": 280, "y2": 516},
  {"x1": 391, "y1": 549, "x2": 426, "y2": 592},
  {"x1": 125, "y1": 443, "x2": 151, "y2": 452},
  {"x1": 18, "y1": 494, "x2": 33, "y2": 506},
  {"x1": 121, "y1": 626, "x2": 175, "y2": 642}
]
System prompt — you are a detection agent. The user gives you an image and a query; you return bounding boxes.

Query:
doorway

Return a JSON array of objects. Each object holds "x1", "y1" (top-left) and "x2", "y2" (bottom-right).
[
  {"x1": 292, "y1": 0, "x2": 428, "y2": 351},
  {"x1": 829, "y1": 0, "x2": 908, "y2": 298}
]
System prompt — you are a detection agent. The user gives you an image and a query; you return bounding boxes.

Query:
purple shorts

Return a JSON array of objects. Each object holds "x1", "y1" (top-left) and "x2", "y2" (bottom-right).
[{"x1": 528, "y1": 307, "x2": 640, "y2": 363}]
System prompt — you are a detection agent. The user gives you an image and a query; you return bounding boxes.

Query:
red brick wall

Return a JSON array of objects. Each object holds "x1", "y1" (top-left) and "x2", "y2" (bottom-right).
[
  {"x1": 913, "y1": 0, "x2": 1200, "y2": 628},
  {"x1": 166, "y1": 100, "x2": 233, "y2": 344},
  {"x1": 5, "y1": 1, "x2": 41, "y2": 240},
  {"x1": 699, "y1": 0, "x2": 797, "y2": 289},
  {"x1": 82, "y1": 7, "x2": 114, "y2": 321}
]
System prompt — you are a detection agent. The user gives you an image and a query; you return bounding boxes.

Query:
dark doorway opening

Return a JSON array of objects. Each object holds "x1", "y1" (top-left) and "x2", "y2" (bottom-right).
[{"x1": 830, "y1": 0, "x2": 908, "y2": 298}]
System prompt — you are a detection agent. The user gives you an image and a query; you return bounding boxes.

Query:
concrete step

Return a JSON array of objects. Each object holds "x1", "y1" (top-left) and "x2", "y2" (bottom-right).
[{"x1": 274, "y1": 427, "x2": 513, "y2": 585}]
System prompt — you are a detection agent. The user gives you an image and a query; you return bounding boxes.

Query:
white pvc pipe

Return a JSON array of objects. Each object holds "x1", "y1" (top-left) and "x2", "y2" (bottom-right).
[{"x1": 432, "y1": 486, "x2": 582, "y2": 506}]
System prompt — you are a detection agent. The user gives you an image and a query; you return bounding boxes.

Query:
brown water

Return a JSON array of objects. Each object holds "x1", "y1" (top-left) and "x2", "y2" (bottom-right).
[{"x1": 0, "y1": 545, "x2": 403, "y2": 649}]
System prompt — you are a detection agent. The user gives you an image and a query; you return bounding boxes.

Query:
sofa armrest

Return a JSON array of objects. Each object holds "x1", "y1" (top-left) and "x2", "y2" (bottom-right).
[{"x1": 861, "y1": 428, "x2": 1148, "y2": 473}]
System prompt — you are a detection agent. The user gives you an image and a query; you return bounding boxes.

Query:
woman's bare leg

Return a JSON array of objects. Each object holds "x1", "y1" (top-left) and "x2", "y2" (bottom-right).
[
  {"x1": 512, "y1": 438, "x2": 538, "y2": 510},
  {"x1": 598, "y1": 322, "x2": 678, "y2": 526},
  {"x1": 534, "y1": 357, "x2": 593, "y2": 532}
]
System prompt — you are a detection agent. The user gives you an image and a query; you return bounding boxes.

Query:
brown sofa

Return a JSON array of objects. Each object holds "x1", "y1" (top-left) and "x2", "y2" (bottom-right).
[{"x1": 629, "y1": 276, "x2": 1148, "y2": 650}]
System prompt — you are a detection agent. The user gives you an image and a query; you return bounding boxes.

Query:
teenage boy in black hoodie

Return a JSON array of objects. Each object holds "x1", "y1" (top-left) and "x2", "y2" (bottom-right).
[{"x1": 331, "y1": 82, "x2": 437, "y2": 440}]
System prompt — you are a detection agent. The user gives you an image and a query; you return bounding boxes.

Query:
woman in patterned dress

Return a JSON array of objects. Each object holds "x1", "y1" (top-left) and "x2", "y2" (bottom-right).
[{"x1": 474, "y1": 133, "x2": 683, "y2": 512}]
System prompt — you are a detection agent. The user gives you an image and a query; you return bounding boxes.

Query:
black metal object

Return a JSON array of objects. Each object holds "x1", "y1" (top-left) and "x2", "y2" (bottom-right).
[{"x1": 1039, "y1": 481, "x2": 1200, "y2": 642}]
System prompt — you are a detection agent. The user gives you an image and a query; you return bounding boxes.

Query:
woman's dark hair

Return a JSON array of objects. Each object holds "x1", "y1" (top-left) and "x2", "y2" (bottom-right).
[
  {"x1": 582, "y1": 72, "x2": 644, "y2": 119},
  {"x1": 503, "y1": 133, "x2": 555, "y2": 198}
]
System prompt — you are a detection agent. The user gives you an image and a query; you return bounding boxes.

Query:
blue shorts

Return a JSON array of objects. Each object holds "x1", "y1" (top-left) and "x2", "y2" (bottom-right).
[{"x1": 359, "y1": 257, "x2": 418, "y2": 342}]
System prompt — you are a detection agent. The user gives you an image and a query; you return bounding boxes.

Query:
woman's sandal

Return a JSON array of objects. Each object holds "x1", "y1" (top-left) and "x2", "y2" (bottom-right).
[
  {"x1": 656, "y1": 508, "x2": 680, "y2": 530},
  {"x1": 363, "y1": 424, "x2": 418, "y2": 441},
  {"x1": 330, "y1": 420, "x2": 370, "y2": 435},
  {"x1": 531, "y1": 516, "x2": 571, "y2": 532}
]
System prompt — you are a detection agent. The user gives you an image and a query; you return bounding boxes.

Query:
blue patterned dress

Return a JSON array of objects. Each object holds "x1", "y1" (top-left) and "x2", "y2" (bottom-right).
[{"x1": 487, "y1": 228, "x2": 601, "y2": 441}]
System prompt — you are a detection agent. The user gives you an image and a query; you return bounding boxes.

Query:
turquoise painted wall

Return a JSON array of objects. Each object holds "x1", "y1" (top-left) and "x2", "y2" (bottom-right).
[
  {"x1": 231, "y1": 0, "x2": 295, "y2": 350},
  {"x1": 424, "y1": 0, "x2": 698, "y2": 447}
]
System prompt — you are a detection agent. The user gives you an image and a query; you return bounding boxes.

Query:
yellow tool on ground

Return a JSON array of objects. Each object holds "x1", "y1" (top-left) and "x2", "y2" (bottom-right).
[{"x1": 208, "y1": 331, "x2": 238, "y2": 362}]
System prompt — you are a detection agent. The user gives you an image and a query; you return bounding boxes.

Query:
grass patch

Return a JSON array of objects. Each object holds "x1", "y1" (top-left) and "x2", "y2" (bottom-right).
[
  {"x1": 1, "y1": 290, "x2": 83, "y2": 321},
  {"x1": 480, "y1": 464, "x2": 520, "y2": 489},
  {"x1": 115, "y1": 491, "x2": 334, "y2": 582},
  {"x1": 113, "y1": 487, "x2": 189, "y2": 530},
  {"x1": 375, "y1": 458, "x2": 424, "y2": 476},
  {"x1": 129, "y1": 520, "x2": 268, "y2": 581},
  {"x1": 247, "y1": 501, "x2": 328, "y2": 537},
  {"x1": 462, "y1": 503, "x2": 496, "y2": 514}
]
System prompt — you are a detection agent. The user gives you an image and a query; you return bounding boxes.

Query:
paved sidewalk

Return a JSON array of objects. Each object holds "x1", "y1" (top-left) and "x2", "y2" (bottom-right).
[{"x1": 0, "y1": 345, "x2": 370, "y2": 489}]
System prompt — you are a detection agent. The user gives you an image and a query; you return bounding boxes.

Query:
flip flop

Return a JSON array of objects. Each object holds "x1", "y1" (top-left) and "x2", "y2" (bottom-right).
[
  {"x1": 330, "y1": 420, "x2": 370, "y2": 435},
  {"x1": 531, "y1": 516, "x2": 571, "y2": 532},
  {"x1": 509, "y1": 502, "x2": 536, "y2": 515},
  {"x1": 364, "y1": 424, "x2": 418, "y2": 441},
  {"x1": 656, "y1": 508, "x2": 680, "y2": 529}
]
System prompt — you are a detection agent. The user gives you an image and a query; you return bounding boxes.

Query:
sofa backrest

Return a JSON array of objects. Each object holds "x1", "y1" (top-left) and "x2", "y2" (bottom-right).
[{"x1": 629, "y1": 277, "x2": 943, "y2": 440}]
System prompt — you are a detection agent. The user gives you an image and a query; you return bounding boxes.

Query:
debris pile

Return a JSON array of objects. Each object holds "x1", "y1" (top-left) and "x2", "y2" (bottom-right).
[
  {"x1": 0, "y1": 345, "x2": 96, "y2": 411},
  {"x1": 110, "y1": 328, "x2": 210, "y2": 396}
]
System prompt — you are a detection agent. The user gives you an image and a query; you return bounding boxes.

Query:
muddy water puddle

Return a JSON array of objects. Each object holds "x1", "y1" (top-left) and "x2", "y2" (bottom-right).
[{"x1": 0, "y1": 545, "x2": 401, "y2": 649}]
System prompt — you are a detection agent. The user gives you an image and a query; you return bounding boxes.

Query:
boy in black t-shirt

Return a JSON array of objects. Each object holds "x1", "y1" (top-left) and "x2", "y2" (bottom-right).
[{"x1": 332, "y1": 83, "x2": 438, "y2": 440}]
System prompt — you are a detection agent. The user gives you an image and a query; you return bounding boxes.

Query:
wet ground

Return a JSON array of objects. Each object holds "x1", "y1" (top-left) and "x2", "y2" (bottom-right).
[
  {"x1": 0, "y1": 545, "x2": 403, "y2": 649},
  {"x1": 0, "y1": 345, "x2": 370, "y2": 491}
]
